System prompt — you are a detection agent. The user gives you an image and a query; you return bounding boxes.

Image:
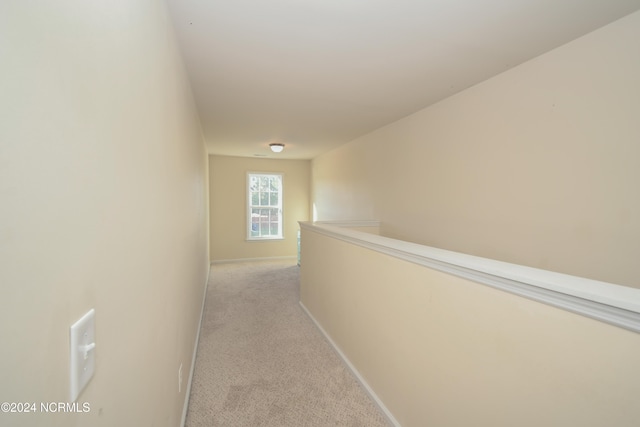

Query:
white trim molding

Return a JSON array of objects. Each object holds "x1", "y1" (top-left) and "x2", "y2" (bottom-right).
[
  {"x1": 181, "y1": 266, "x2": 211, "y2": 427},
  {"x1": 299, "y1": 221, "x2": 640, "y2": 333},
  {"x1": 314, "y1": 220, "x2": 381, "y2": 228},
  {"x1": 299, "y1": 301, "x2": 401, "y2": 427},
  {"x1": 211, "y1": 256, "x2": 297, "y2": 265}
]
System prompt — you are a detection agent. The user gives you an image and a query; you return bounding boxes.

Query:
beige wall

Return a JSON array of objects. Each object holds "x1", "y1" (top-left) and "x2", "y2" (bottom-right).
[
  {"x1": 209, "y1": 155, "x2": 310, "y2": 261},
  {"x1": 300, "y1": 227, "x2": 640, "y2": 427},
  {"x1": 311, "y1": 11, "x2": 640, "y2": 288},
  {"x1": 0, "y1": 2, "x2": 208, "y2": 426}
]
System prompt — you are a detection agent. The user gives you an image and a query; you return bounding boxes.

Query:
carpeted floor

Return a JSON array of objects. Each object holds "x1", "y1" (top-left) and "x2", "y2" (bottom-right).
[{"x1": 185, "y1": 259, "x2": 390, "y2": 427}]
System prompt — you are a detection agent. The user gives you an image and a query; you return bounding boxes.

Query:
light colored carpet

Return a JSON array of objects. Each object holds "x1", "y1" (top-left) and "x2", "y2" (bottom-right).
[{"x1": 185, "y1": 259, "x2": 390, "y2": 427}]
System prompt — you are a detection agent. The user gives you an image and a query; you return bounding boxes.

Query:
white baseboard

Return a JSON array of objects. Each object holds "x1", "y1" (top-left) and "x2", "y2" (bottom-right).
[
  {"x1": 299, "y1": 301, "x2": 401, "y2": 427},
  {"x1": 210, "y1": 255, "x2": 297, "y2": 265},
  {"x1": 181, "y1": 267, "x2": 211, "y2": 427}
]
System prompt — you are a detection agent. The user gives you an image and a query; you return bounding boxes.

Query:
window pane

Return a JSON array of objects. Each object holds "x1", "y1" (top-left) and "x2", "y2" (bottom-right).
[
  {"x1": 248, "y1": 173, "x2": 282, "y2": 239},
  {"x1": 251, "y1": 209, "x2": 259, "y2": 234},
  {"x1": 250, "y1": 176, "x2": 259, "y2": 192},
  {"x1": 260, "y1": 177, "x2": 269, "y2": 191}
]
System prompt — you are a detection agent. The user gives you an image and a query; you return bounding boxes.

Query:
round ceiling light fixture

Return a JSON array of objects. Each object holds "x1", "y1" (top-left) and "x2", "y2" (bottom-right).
[{"x1": 269, "y1": 143, "x2": 285, "y2": 153}]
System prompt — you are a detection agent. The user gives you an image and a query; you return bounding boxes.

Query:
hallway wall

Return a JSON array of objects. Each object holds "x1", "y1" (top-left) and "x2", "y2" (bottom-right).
[
  {"x1": 209, "y1": 155, "x2": 310, "y2": 261},
  {"x1": 300, "y1": 225, "x2": 640, "y2": 427},
  {"x1": 311, "y1": 10, "x2": 640, "y2": 288},
  {"x1": 0, "y1": 1, "x2": 209, "y2": 426}
]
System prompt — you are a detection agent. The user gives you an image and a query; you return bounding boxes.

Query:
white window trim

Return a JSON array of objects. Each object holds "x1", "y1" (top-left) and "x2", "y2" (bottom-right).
[{"x1": 246, "y1": 172, "x2": 284, "y2": 241}]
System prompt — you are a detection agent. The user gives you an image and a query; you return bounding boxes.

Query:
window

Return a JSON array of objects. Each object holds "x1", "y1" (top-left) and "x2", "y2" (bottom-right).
[{"x1": 247, "y1": 173, "x2": 283, "y2": 240}]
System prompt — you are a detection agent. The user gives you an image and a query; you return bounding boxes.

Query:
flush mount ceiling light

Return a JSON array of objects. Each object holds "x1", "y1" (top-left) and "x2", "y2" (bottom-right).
[{"x1": 269, "y1": 143, "x2": 285, "y2": 153}]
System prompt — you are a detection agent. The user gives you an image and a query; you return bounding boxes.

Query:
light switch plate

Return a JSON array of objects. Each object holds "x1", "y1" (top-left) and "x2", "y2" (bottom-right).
[{"x1": 70, "y1": 308, "x2": 95, "y2": 402}]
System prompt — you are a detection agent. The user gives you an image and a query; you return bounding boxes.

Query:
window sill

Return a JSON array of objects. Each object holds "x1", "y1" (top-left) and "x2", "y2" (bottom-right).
[{"x1": 246, "y1": 237, "x2": 285, "y2": 242}]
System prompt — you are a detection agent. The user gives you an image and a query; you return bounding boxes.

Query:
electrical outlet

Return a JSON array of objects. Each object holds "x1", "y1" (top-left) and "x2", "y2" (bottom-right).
[{"x1": 178, "y1": 363, "x2": 183, "y2": 393}]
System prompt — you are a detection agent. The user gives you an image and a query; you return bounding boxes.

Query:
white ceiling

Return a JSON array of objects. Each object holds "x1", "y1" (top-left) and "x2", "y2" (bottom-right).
[{"x1": 166, "y1": 0, "x2": 640, "y2": 159}]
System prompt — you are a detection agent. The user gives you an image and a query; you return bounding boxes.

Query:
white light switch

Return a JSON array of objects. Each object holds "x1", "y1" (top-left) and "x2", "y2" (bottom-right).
[{"x1": 70, "y1": 309, "x2": 96, "y2": 402}]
